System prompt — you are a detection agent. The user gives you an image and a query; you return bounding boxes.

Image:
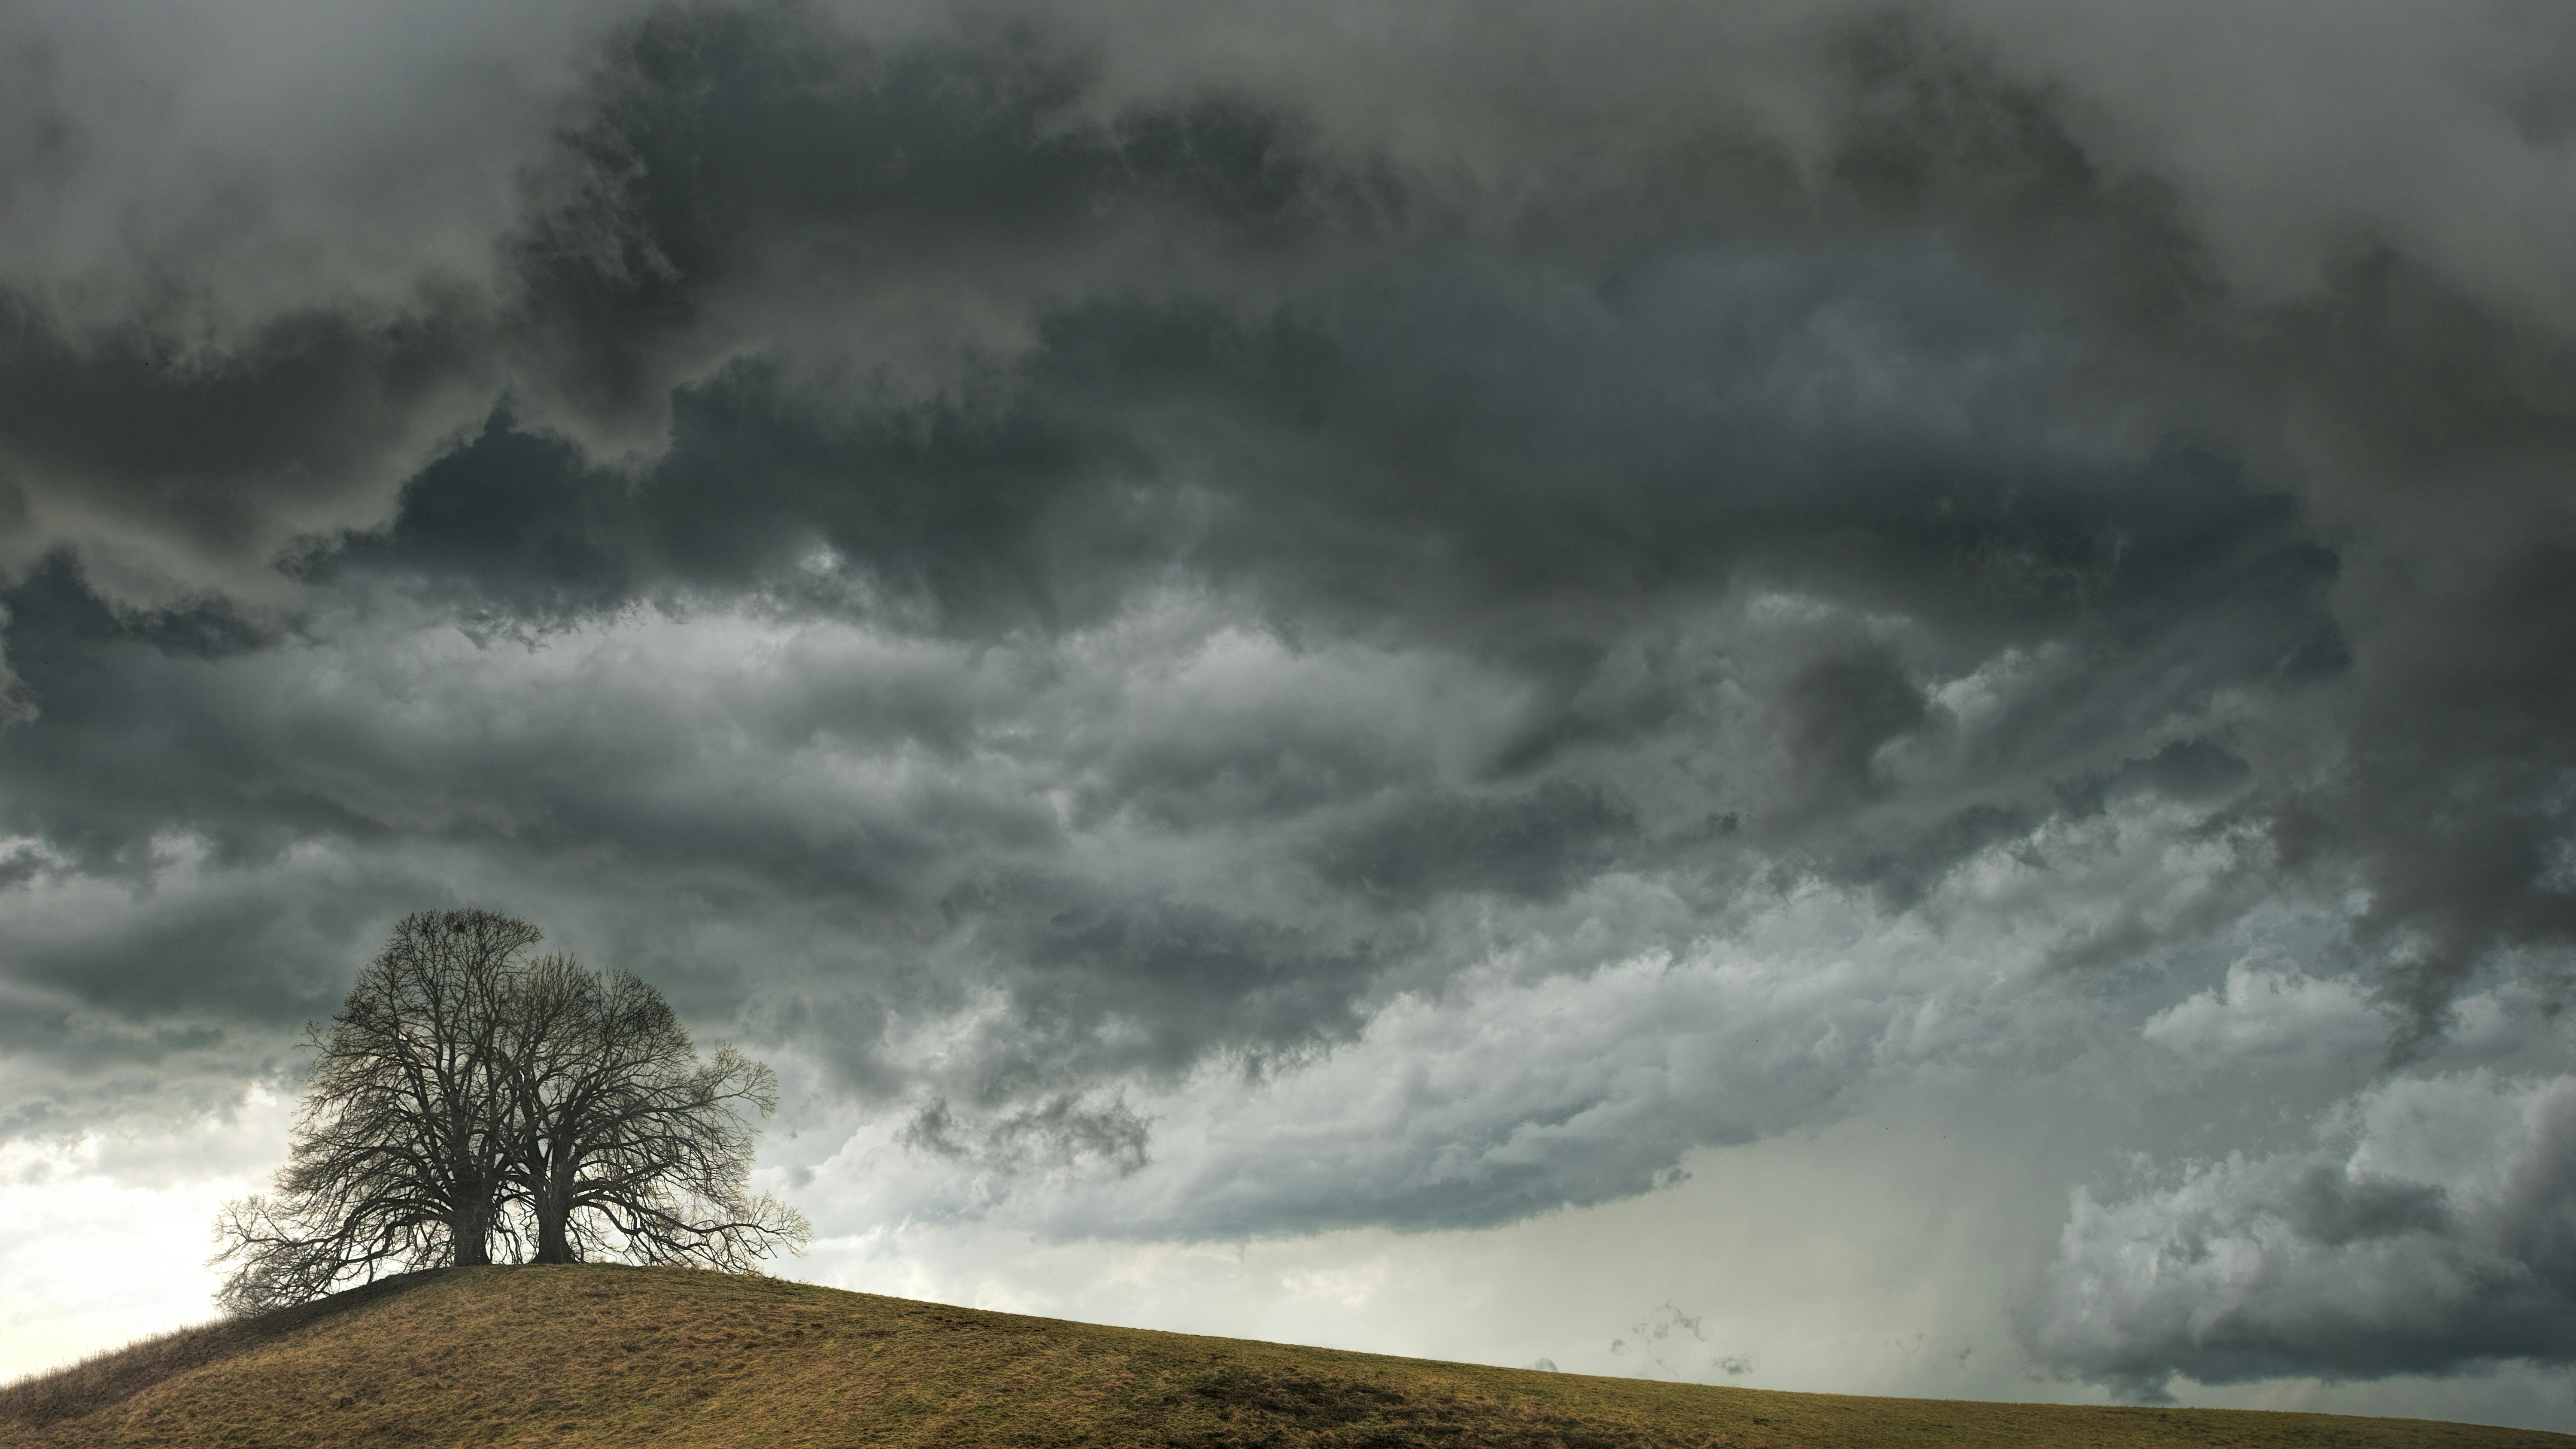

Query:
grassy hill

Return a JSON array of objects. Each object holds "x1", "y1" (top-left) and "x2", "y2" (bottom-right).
[{"x1": 3, "y1": 1265, "x2": 2564, "y2": 1448}]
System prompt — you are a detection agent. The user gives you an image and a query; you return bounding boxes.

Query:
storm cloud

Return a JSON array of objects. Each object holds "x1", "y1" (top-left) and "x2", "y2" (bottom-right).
[
  {"x1": 2036, "y1": 1071, "x2": 2576, "y2": 1395},
  {"x1": 3, "y1": 0, "x2": 2573, "y2": 1413}
]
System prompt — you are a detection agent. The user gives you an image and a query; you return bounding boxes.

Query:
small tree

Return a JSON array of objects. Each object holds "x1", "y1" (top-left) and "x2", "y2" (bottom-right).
[{"x1": 213, "y1": 910, "x2": 807, "y2": 1315}]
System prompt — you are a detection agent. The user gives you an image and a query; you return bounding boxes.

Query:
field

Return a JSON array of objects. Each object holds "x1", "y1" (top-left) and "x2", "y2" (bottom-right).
[{"x1": 3, "y1": 1265, "x2": 2564, "y2": 1448}]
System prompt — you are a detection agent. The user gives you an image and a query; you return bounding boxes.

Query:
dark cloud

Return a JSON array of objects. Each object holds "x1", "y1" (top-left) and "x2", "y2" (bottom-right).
[
  {"x1": 0, "y1": 293, "x2": 498, "y2": 606},
  {"x1": 2033, "y1": 1072, "x2": 2576, "y2": 1396},
  {"x1": 2277, "y1": 506, "x2": 2576, "y2": 1047},
  {"x1": 961, "y1": 882, "x2": 1388, "y2": 1087},
  {"x1": 1, "y1": 0, "x2": 2573, "y2": 1397},
  {"x1": 1313, "y1": 783, "x2": 1636, "y2": 903},
  {"x1": 0, "y1": 216, "x2": 2341, "y2": 1120},
  {"x1": 1774, "y1": 645, "x2": 1930, "y2": 817},
  {"x1": 499, "y1": 4, "x2": 1403, "y2": 450},
  {"x1": 903, "y1": 1092, "x2": 1151, "y2": 1177}
]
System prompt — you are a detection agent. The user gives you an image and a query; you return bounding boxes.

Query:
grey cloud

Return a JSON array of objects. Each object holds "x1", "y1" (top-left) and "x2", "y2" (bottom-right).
[
  {"x1": 1312, "y1": 783, "x2": 1635, "y2": 903},
  {"x1": 2059, "y1": 739, "x2": 2252, "y2": 820},
  {"x1": 338, "y1": 237, "x2": 2342, "y2": 671},
  {"x1": 0, "y1": 615, "x2": 32, "y2": 726},
  {"x1": 0, "y1": 217, "x2": 2347, "y2": 1158},
  {"x1": 959, "y1": 882, "x2": 1388, "y2": 1088},
  {"x1": 0, "y1": 0, "x2": 2561, "y2": 623},
  {"x1": 0, "y1": 297, "x2": 498, "y2": 608},
  {"x1": 1773, "y1": 644, "x2": 1930, "y2": 818},
  {"x1": 0, "y1": 0, "x2": 646, "y2": 608},
  {"x1": 0, "y1": 1, "x2": 1396, "y2": 611},
  {"x1": 0, "y1": 0, "x2": 630, "y2": 318},
  {"x1": 2141, "y1": 957, "x2": 2391, "y2": 1076},
  {"x1": 854, "y1": 825, "x2": 2212, "y2": 1240},
  {"x1": 2, "y1": 6, "x2": 2573, "y2": 1397},
  {"x1": 2033, "y1": 1072, "x2": 2576, "y2": 1395},
  {"x1": 1924, "y1": 0, "x2": 2576, "y2": 330},
  {"x1": 498, "y1": 4, "x2": 1407, "y2": 453},
  {"x1": 2274, "y1": 507, "x2": 2576, "y2": 1045},
  {"x1": 903, "y1": 1092, "x2": 1151, "y2": 1177}
]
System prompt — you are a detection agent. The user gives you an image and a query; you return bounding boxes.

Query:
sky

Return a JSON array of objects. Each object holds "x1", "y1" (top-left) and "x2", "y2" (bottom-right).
[{"x1": 2, "y1": 0, "x2": 2575, "y2": 1430}]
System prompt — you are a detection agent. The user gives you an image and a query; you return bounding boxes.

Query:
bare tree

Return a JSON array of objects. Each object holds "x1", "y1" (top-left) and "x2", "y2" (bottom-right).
[
  {"x1": 212, "y1": 910, "x2": 806, "y2": 1315},
  {"x1": 212, "y1": 910, "x2": 534, "y2": 1315},
  {"x1": 499, "y1": 954, "x2": 808, "y2": 1269}
]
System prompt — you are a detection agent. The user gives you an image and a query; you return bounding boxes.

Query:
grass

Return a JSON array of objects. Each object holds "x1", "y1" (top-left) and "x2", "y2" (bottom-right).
[{"x1": 3, "y1": 1265, "x2": 2566, "y2": 1447}]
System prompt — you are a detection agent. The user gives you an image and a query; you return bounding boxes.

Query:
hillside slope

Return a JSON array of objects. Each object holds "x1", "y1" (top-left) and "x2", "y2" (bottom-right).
[{"x1": 3, "y1": 1265, "x2": 2563, "y2": 1448}]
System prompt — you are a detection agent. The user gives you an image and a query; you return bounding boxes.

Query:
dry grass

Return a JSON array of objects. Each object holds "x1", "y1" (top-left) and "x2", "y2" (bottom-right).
[
  {"x1": 3, "y1": 1265, "x2": 2566, "y2": 1448},
  {"x1": 0, "y1": 1273, "x2": 437, "y2": 1432}
]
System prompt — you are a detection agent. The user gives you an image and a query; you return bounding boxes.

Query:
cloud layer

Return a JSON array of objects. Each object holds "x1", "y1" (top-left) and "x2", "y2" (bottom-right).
[{"x1": 3, "y1": 0, "x2": 2573, "y2": 1406}]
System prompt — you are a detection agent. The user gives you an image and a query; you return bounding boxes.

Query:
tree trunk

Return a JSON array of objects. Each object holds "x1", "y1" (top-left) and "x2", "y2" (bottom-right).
[
  {"x1": 453, "y1": 1211, "x2": 493, "y2": 1266},
  {"x1": 534, "y1": 1163, "x2": 577, "y2": 1263},
  {"x1": 536, "y1": 1207, "x2": 573, "y2": 1263}
]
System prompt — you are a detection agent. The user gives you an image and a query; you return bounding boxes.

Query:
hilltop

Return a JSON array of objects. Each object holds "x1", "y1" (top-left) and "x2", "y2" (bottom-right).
[{"x1": 3, "y1": 1265, "x2": 2564, "y2": 1448}]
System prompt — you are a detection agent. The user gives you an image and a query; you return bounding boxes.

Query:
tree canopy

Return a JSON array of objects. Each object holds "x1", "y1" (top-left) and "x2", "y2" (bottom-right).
[{"x1": 213, "y1": 909, "x2": 808, "y2": 1315}]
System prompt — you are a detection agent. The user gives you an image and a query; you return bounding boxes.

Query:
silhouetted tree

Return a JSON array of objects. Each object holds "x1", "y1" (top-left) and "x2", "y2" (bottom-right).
[
  {"x1": 212, "y1": 909, "x2": 806, "y2": 1315},
  {"x1": 498, "y1": 953, "x2": 803, "y2": 1268},
  {"x1": 212, "y1": 910, "x2": 532, "y2": 1314}
]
